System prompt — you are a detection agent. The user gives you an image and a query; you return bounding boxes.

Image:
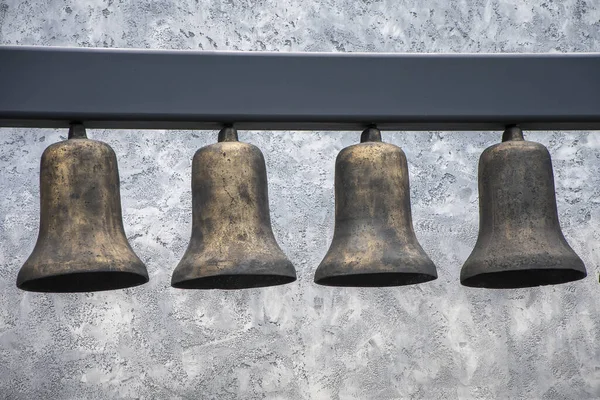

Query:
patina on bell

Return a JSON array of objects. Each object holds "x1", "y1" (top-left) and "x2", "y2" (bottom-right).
[
  {"x1": 17, "y1": 124, "x2": 149, "y2": 292},
  {"x1": 171, "y1": 127, "x2": 296, "y2": 289},
  {"x1": 461, "y1": 126, "x2": 586, "y2": 288},
  {"x1": 314, "y1": 127, "x2": 437, "y2": 287}
]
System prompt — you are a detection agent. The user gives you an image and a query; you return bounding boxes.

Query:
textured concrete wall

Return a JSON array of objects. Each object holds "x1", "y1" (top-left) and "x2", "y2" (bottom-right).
[{"x1": 1, "y1": 1, "x2": 600, "y2": 399}]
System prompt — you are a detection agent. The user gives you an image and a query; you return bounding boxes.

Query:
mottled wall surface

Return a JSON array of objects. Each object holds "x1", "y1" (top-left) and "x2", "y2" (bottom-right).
[{"x1": 1, "y1": 1, "x2": 600, "y2": 399}]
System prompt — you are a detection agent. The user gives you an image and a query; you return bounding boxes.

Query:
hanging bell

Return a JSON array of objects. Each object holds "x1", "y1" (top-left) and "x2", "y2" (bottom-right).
[
  {"x1": 461, "y1": 126, "x2": 586, "y2": 288},
  {"x1": 314, "y1": 127, "x2": 437, "y2": 287},
  {"x1": 171, "y1": 127, "x2": 296, "y2": 289},
  {"x1": 17, "y1": 124, "x2": 149, "y2": 292}
]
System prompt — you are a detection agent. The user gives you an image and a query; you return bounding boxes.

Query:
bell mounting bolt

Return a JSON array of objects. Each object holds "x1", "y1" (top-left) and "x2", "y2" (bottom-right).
[
  {"x1": 502, "y1": 125, "x2": 525, "y2": 142},
  {"x1": 68, "y1": 123, "x2": 87, "y2": 139},
  {"x1": 360, "y1": 126, "x2": 382, "y2": 143},
  {"x1": 218, "y1": 126, "x2": 239, "y2": 142}
]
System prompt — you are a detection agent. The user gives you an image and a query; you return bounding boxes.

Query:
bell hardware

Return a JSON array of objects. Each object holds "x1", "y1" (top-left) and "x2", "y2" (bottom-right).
[
  {"x1": 17, "y1": 124, "x2": 149, "y2": 292},
  {"x1": 314, "y1": 127, "x2": 438, "y2": 287},
  {"x1": 171, "y1": 127, "x2": 297, "y2": 289},
  {"x1": 461, "y1": 126, "x2": 587, "y2": 288}
]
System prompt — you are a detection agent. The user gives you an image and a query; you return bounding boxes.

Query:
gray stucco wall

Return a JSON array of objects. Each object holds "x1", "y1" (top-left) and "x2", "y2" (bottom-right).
[{"x1": 1, "y1": 1, "x2": 600, "y2": 399}]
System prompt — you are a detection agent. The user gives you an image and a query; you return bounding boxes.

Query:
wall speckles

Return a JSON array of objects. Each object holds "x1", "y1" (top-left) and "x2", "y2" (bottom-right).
[{"x1": 1, "y1": 0, "x2": 600, "y2": 399}]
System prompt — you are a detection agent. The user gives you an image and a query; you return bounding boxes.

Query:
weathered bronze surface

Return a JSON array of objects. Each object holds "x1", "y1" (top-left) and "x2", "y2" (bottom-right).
[
  {"x1": 17, "y1": 124, "x2": 149, "y2": 292},
  {"x1": 314, "y1": 127, "x2": 437, "y2": 287},
  {"x1": 171, "y1": 127, "x2": 296, "y2": 289},
  {"x1": 461, "y1": 126, "x2": 586, "y2": 288}
]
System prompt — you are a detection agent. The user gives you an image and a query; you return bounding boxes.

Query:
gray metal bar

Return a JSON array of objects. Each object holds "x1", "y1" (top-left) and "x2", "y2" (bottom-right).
[{"x1": 1, "y1": 46, "x2": 599, "y2": 131}]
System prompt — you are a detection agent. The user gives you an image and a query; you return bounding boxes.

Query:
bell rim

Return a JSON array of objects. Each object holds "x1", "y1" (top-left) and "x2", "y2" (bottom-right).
[
  {"x1": 461, "y1": 268, "x2": 587, "y2": 289},
  {"x1": 314, "y1": 271, "x2": 437, "y2": 287},
  {"x1": 16, "y1": 269, "x2": 149, "y2": 293},
  {"x1": 171, "y1": 272, "x2": 297, "y2": 290}
]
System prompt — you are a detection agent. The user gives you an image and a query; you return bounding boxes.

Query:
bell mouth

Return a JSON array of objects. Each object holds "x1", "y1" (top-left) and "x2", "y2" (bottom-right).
[
  {"x1": 461, "y1": 268, "x2": 587, "y2": 289},
  {"x1": 17, "y1": 271, "x2": 149, "y2": 293},
  {"x1": 315, "y1": 272, "x2": 437, "y2": 287},
  {"x1": 172, "y1": 274, "x2": 297, "y2": 290}
]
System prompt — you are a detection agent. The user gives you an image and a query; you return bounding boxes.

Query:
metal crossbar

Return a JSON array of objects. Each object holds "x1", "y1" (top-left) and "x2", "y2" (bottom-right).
[{"x1": 1, "y1": 46, "x2": 599, "y2": 131}]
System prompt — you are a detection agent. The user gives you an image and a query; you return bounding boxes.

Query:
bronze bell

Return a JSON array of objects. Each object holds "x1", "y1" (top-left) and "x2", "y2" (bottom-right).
[
  {"x1": 461, "y1": 126, "x2": 586, "y2": 288},
  {"x1": 314, "y1": 127, "x2": 437, "y2": 287},
  {"x1": 171, "y1": 127, "x2": 296, "y2": 289},
  {"x1": 17, "y1": 124, "x2": 149, "y2": 292}
]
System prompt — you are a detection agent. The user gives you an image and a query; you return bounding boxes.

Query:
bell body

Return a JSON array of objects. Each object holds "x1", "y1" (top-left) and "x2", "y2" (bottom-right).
[
  {"x1": 172, "y1": 129, "x2": 296, "y2": 289},
  {"x1": 314, "y1": 128, "x2": 437, "y2": 287},
  {"x1": 17, "y1": 130, "x2": 149, "y2": 292},
  {"x1": 461, "y1": 128, "x2": 586, "y2": 288}
]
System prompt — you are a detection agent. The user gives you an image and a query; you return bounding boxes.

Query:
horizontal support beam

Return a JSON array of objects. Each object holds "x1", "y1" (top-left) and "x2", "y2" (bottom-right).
[{"x1": 1, "y1": 46, "x2": 599, "y2": 131}]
